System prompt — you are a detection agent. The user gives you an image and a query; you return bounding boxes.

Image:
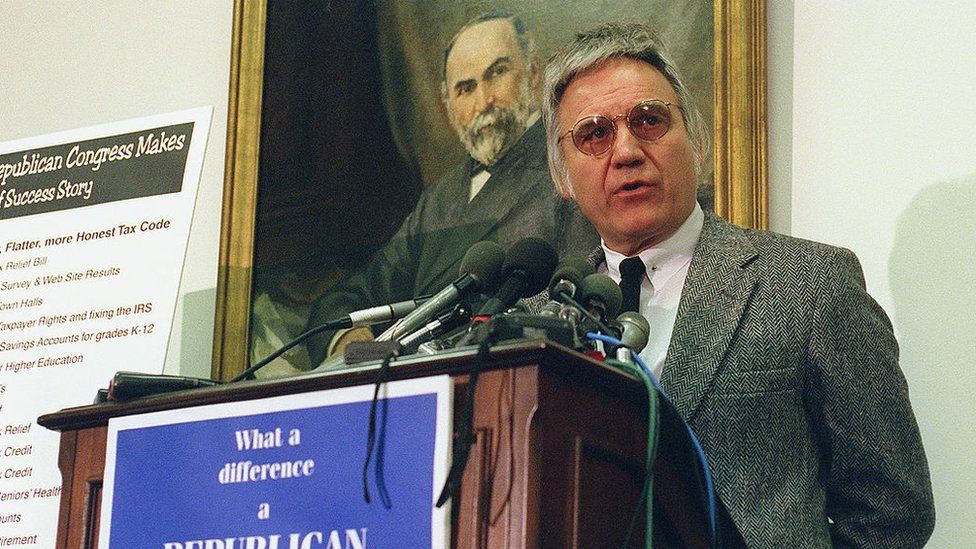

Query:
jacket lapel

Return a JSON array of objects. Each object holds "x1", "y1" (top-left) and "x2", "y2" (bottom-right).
[
  {"x1": 661, "y1": 214, "x2": 759, "y2": 422},
  {"x1": 410, "y1": 125, "x2": 548, "y2": 291}
]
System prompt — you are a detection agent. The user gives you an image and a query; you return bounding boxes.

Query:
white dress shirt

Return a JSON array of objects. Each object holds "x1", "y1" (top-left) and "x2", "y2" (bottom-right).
[{"x1": 600, "y1": 202, "x2": 704, "y2": 378}]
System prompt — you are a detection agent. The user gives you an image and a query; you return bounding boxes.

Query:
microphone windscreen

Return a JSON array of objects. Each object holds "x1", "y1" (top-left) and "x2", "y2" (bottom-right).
[
  {"x1": 460, "y1": 241, "x2": 505, "y2": 292},
  {"x1": 502, "y1": 237, "x2": 558, "y2": 298},
  {"x1": 580, "y1": 273, "x2": 623, "y2": 318},
  {"x1": 548, "y1": 257, "x2": 595, "y2": 298},
  {"x1": 617, "y1": 311, "x2": 650, "y2": 352}
]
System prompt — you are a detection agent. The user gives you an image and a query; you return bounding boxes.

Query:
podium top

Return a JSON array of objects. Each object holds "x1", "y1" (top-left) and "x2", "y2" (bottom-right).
[{"x1": 38, "y1": 339, "x2": 645, "y2": 433}]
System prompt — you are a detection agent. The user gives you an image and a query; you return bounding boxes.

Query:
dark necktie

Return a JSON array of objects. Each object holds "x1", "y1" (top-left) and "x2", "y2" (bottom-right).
[
  {"x1": 619, "y1": 256, "x2": 646, "y2": 313},
  {"x1": 469, "y1": 160, "x2": 489, "y2": 177}
]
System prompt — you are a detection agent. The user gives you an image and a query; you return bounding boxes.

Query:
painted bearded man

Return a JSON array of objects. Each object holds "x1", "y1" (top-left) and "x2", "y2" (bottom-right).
[{"x1": 306, "y1": 11, "x2": 597, "y2": 364}]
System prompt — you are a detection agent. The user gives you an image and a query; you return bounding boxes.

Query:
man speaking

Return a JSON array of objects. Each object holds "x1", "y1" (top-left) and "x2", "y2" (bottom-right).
[
  {"x1": 541, "y1": 23, "x2": 935, "y2": 546},
  {"x1": 306, "y1": 11, "x2": 596, "y2": 365}
]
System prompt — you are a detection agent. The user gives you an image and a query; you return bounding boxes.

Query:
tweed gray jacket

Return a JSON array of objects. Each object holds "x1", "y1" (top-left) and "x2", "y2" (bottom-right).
[{"x1": 557, "y1": 213, "x2": 935, "y2": 547}]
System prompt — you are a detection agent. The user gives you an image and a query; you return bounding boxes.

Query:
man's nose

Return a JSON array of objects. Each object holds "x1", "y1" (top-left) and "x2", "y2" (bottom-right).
[
  {"x1": 611, "y1": 123, "x2": 645, "y2": 168},
  {"x1": 475, "y1": 85, "x2": 496, "y2": 112}
]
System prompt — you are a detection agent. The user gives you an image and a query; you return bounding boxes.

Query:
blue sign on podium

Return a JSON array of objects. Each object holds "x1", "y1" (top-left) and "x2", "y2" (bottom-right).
[{"x1": 98, "y1": 376, "x2": 453, "y2": 548}]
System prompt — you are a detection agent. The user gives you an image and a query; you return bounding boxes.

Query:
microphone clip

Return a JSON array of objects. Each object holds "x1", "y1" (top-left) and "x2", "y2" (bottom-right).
[
  {"x1": 343, "y1": 340, "x2": 403, "y2": 366},
  {"x1": 466, "y1": 314, "x2": 576, "y2": 348}
]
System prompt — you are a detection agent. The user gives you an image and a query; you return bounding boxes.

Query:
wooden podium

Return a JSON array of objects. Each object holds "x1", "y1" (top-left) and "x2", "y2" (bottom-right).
[{"x1": 39, "y1": 340, "x2": 711, "y2": 548}]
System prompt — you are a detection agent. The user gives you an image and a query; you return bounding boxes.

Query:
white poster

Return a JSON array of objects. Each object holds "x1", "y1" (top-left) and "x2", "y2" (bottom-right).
[{"x1": 0, "y1": 108, "x2": 212, "y2": 546}]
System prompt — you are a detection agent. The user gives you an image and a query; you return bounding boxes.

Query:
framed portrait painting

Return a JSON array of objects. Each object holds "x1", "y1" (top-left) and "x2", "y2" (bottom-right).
[{"x1": 213, "y1": 0, "x2": 766, "y2": 379}]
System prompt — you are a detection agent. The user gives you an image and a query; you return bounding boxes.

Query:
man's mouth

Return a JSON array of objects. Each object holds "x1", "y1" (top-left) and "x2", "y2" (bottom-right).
[
  {"x1": 467, "y1": 109, "x2": 501, "y2": 134},
  {"x1": 614, "y1": 180, "x2": 656, "y2": 196},
  {"x1": 471, "y1": 123, "x2": 497, "y2": 137}
]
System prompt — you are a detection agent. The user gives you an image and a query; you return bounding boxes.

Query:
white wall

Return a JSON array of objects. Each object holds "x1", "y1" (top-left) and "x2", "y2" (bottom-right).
[
  {"x1": 769, "y1": 3, "x2": 976, "y2": 546},
  {"x1": 0, "y1": 0, "x2": 233, "y2": 378}
]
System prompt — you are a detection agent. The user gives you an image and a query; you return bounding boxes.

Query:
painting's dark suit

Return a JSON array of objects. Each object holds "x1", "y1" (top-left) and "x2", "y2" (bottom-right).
[
  {"x1": 306, "y1": 122, "x2": 598, "y2": 365},
  {"x1": 586, "y1": 212, "x2": 935, "y2": 546}
]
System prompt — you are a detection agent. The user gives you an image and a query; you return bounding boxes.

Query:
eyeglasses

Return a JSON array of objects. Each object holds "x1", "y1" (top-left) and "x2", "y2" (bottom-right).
[{"x1": 558, "y1": 100, "x2": 681, "y2": 157}]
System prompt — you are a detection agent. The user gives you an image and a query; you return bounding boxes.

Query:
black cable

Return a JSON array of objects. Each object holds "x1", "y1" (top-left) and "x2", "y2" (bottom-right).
[
  {"x1": 231, "y1": 322, "x2": 343, "y2": 382},
  {"x1": 375, "y1": 387, "x2": 392, "y2": 508},
  {"x1": 435, "y1": 322, "x2": 494, "y2": 507},
  {"x1": 362, "y1": 350, "x2": 396, "y2": 505}
]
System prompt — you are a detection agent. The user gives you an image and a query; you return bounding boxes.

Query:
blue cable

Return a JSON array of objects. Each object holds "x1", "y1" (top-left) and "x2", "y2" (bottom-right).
[{"x1": 586, "y1": 332, "x2": 718, "y2": 545}]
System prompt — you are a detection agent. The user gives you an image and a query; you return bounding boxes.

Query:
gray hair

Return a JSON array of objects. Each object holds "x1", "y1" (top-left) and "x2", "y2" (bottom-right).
[{"x1": 542, "y1": 23, "x2": 707, "y2": 196}]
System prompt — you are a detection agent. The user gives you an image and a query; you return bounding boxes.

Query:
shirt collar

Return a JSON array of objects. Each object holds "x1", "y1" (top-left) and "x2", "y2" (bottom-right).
[{"x1": 602, "y1": 202, "x2": 704, "y2": 286}]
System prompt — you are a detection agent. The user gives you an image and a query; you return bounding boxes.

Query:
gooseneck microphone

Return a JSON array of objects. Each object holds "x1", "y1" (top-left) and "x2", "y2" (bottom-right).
[
  {"x1": 377, "y1": 240, "x2": 505, "y2": 342},
  {"x1": 476, "y1": 238, "x2": 558, "y2": 318}
]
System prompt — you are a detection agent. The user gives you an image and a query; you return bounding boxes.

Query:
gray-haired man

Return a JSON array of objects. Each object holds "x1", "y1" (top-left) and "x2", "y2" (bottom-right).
[{"x1": 542, "y1": 22, "x2": 934, "y2": 547}]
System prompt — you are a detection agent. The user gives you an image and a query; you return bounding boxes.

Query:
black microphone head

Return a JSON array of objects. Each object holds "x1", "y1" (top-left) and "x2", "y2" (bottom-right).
[
  {"x1": 580, "y1": 273, "x2": 623, "y2": 318},
  {"x1": 502, "y1": 237, "x2": 558, "y2": 298},
  {"x1": 617, "y1": 311, "x2": 650, "y2": 352},
  {"x1": 460, "y1": 241, "x2": 505, "y2": 292},
  {"x1": 548, "y1": 257, "x2": 595, "y2": 299}
]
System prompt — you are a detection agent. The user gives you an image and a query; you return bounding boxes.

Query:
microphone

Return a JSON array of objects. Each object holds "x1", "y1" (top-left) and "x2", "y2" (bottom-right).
[
  {"x1": 108, "y1": 371, "x2": 220, "y2": 401},
  {"x1": 317, "y1": 295, "x2": 433, "y2": 330},
  {"x1": 398, "y1": 304, "x2": 471, "y2": 352},
  {"x1": 344, "y1": 296, "x2": 432, "y2": 328},
  {"x1": 579, "y1": 273, "x2": 623, "y2": 321},
  {"x1": 542, "y1": 271, "x2": 622, "y2": 346},
  {"x1": 617, "y1": 311, "x2": 650, "y2": 353},
  {"x1": 548, "y1": 257, "x2": 595, "y2": 301},
  {"x1": 378, "y1": 241, "x2": 505, "y2": 342},
  {"x1": 476, "y1": 238, "x2": 558, "y2": 318}
]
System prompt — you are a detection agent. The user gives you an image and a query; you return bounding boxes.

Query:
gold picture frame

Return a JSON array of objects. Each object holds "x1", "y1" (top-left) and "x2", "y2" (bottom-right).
[{"x1": 211, "y1": 0, "x2": 767, "y2": 380}]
